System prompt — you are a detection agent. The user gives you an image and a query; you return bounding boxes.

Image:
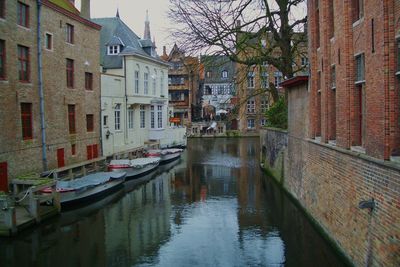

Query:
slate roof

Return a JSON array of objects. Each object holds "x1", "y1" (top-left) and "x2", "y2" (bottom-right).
[{"x1": 92, "y1": 17, "x2": 165, "y2": 69}]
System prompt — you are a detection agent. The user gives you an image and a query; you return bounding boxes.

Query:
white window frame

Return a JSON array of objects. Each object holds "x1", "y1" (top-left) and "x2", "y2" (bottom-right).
[
  {"x1": 134, "y1": 70, "x2": 139, "y2": 94},
  {"x1": 150, "y1": 106, "x2": 155, "y2": 129},
  {"x1": 157, "y1": 105, "x2": 163, "y2": 128},
  {"x1": 114, "y1": 104, "x2": 121, "y2": 130},
  {"x1": 140, "y1": 105, "x2": 146, "y2": 128},
  {"x1": 222, "y1": 70, "x2": 228, "y2": 78},
  {"x1": 247, "y1": 119, "x2": 255, "y2": 129},
  {"x1": 128, "y1": 108, "x2": 134, "y2": 129},
  {"x1": 247, "y1": 99, "x2": 255, "y2": 113},
  {"x1": 247, "y1": 71, "x2": 255, "y2": 88},
  {"x1": 108, "y1": 45, "x2": 120, "y2": 55},
  {"x1": 144, "y1": 71, "x2": 149, "y2": 94}
]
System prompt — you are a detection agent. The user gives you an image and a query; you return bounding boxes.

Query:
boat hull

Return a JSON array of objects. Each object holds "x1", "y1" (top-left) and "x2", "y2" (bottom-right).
[
  {"x1": 160, "y1": 152, "x2": 181, "y2": 164},
  {"x1": 109, "y1": 162, "x2": 159, "y2": 180},
  {"x1": 60, "y1": 178, "x2": 124, "y2": 209}
]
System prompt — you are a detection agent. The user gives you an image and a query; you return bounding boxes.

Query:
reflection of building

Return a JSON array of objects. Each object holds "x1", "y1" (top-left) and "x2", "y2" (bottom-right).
[
  {"x1": 0, "y1": 0, "x2": 101, "y2": 181},
  {"x1": 200, "y1": 56, "x2": 236, "y2": 122},
  {"x1": 104, "y1": 174, "x2": 172, "y2": 266},
  {"x1": 161, "y1": 45, "x2": 200, "y2": 127}
]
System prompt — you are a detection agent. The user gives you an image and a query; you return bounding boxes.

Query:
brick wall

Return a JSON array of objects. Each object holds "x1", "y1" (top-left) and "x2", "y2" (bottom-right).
[
  {"x1": 0, "y1": 0, "x2": 101, "y2": 180},
  {"x1": 308, "y1": 0, "x2": 400, "y2": 160}
]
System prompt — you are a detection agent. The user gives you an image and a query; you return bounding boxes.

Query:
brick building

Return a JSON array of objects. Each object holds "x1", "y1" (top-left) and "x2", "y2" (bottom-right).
[
  {"x1": 161, "y1": 44, "x2": 200, "y2": 127},
  {"x1": 260, "y1": 1, "x2": 400, "y2": 266},
  {"x1": 235, "y1": 31, "x2": 308, "y2": 135},
  {"x1": 0, "y1": 0, "x2": 101, "y2": 189},
  {"x1": 308, "y1": 0, "x2": 400, "y2": 160}
]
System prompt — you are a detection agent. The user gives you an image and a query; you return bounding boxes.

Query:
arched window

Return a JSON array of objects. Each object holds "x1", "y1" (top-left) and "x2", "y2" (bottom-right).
[
  {"x1": 134, "y1": 64, "x2": 140, "y2": 94},
  {"x1": 144, "y1": 67, "x2": 149, "y2": 95},
  {"x1": 153, "y1": 69, "x2": 157, "y2": 95}
]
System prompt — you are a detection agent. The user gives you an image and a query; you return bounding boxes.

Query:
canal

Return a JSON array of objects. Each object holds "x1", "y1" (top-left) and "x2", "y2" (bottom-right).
[{"x1": 0, "y1": 138, "x2": 348, "y2": 267}]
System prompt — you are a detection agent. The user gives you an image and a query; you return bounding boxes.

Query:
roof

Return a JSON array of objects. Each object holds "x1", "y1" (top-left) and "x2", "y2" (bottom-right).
[
  {"x1": 49, "y1": 0, "x2": 79, "y2": 14},
  {"x1": 92, "y1": 17, "x2": 165, "y2": 69},
  {"x1": 280, "y1": 75, "x2": 309, "y2": 88}
]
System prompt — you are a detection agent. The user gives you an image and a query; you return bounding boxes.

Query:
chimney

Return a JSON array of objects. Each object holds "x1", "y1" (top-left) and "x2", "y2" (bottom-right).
[{"x1": 80, "y1": 0, "x2": 91, "y2": 19}]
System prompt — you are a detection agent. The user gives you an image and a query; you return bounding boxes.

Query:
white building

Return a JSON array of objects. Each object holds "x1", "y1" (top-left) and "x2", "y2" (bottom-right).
[{"x1": 93, "y1": 12, "x2": 186, "y2": 157}]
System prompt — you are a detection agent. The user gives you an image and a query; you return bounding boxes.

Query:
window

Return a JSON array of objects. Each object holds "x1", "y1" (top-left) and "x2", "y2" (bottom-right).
[
  {"x1": 144, "y1": 72, "x2": 149, "y2": 94},
  {"x1": 206, "y1": 71, "x2": 211, "y2": 78},
  {"x1": 66, "y1": 59, "x2": 74, "y2": 88},
  {"x1": 103, "y1": 115, "x2": 108, "y2": 127},
  {"x1": 71, "y1": 144, "x2": 76, "y2": 156},
  {"x1": 315, "y1": 0, "x2": 320, "y2": 48},
  {"x1": 107, "y1": 45, "x2": 119, "y2": 55},
  {"x1": 316, "y1": 71, "x2": 322, "y2": 137},
  {"x1": 355, "y1": 53, "x2": 365, "y2": 83},
  {"x1": 140, "y1": 105, "x2": 145, "y2": 128},
  {"x1": 301, "y1": 57, "x2": 308, "y2": 67},
  {"x1": 87, "y1": 144, "x2": 98, "y2": 160},
  {"x1": 150, "y1": 106, "x2": 155, "y2": 129},
  {"x1": 85, "y1": 72, "x2": 93, "y2": 90},
  {"x1": 45, "y1": 33, "x2": 52, "y2": 50},
  {"x1": 18, "y1": 45, "x2": 29, "y2": 82},
  {"x1": 17, "y1": 2, "x2": 29, "y2": 28},
  {"x1": 221, "y1": 70, "x2": 228, "y2": 78},
  {"x1": 331, "y1": 65, "x2": 336, "y2": 88},
  {"x1": 247, "y1": 98, "x2": 255, "y2": 113},
  {"x1": 274, "y1": 72, "x2": 283, "y2": 87},
  {"x1": 20, "y1": 103, "x2": 32, "y2": 140},
  {"x1": 0, "y1": 0, "x2": 5, "y2": 19},
  {"x1": 261, "y1": 99, "x2": 268, "y2": 113},
  {"x1": 261, "y1": 72, "x2": 269, "y2": 88},
  {"x1": 152, "y1": 73, "x2": 156, "y2": 95},
  {"x1": 354, "y1": 84, "x2": 366, "y2": 146},
  {"x1": 247, "y1": 71, "x2": 255, "y2": 88},
  {"x1": 157, "y1": 105, "x2": 163, "y2": 128},
  {"x1": 134, "y1": 70, "x2": 139, "y2": 94},
  {"x1": 261, "y1": 39, "x2": 267, "y2": 48},
  {"x1": 261, "y1": 119, "x2": 267, "y2": 126},
  {"x1": 66, "y1": 23, "x2": 74, "y2": 44},
  {"x1": 68, "y1": 105, "x2": 76, "y2": 134},
  {"x1": 352, "y1": 0, "x2": 364, "y2": 23},
  {"x1": 128, "y1": 108, "x2": 134, "y2": 129},
  {"x1": 0, "y1": 40, "x2": 5, "y2": 79},
  {"x1": 160, "y1": 72, "x2": 164, "y2": 94},
  {"x1": 86, "y1": 114, "x2": 94, "y2": 132},
  {"x1": 114, "y1": 104, "x2": 121, "y2": 130},
  {"x1": 247, "y1": 119, "x2": 255, "y2": 129},
  {"x1": 329, "y1": 0, "x2": 334, "y2": 38},
  {"x1": 397, "y1": 39, "x2": 400, "y2": 73}
]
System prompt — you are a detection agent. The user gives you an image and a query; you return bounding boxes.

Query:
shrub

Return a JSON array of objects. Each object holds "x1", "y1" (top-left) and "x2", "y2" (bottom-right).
[{"x1": 265, "y1": 97, "x2": 287, "y2": 129}]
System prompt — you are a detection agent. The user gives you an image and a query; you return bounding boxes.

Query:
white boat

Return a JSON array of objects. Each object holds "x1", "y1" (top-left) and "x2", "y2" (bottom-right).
[
  {"x1": 145, "y1": 148, "x2": 183, "y2": 164},
  {"x1": 42, "y1": 172, "x2": 126, "y2": 209},
  {"x1": 108, "y1": 157, "x2": 160, "y2": 180}
]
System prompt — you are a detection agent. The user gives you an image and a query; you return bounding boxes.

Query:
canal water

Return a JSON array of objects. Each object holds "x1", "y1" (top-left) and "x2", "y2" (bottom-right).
[{"x1": 0, "y1": 138, "x2": 348, "y2": 267}]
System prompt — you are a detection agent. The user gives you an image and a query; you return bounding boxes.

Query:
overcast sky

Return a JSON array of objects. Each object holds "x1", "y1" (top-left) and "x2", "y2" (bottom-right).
[{"x1": 75, "y1": 0, "x2": 174, "y2": 55}]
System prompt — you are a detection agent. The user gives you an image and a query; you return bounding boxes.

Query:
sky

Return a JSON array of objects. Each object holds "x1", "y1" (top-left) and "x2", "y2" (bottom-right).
[{"x1": 75, "y1": 0, "x2": 174, "y2": 55}]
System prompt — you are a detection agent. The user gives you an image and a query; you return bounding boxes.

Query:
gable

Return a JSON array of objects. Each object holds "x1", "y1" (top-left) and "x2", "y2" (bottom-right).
[{"x1": 49, "y1": 0, "x2": 80, "y2": 14}]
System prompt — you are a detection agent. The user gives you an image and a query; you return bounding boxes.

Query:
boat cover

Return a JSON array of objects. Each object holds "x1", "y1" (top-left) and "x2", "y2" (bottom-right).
[
  {"x1": 147, "y1": 149, "x2": 183, "y2": 156},
  {"x1": 109, "y1": 157, "x2": 160, "y2": 168},
  {"x1": 57, "y1": 172, "x2": 126, "y2": 191}
]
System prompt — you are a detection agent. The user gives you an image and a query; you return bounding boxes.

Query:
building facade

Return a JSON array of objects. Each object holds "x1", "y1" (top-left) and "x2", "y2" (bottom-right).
[
  {"x1": 200, "y1": 55, "x2": 236, "y2": 121},
  {"x1": 0, "y1": 0, "x2": 101, "y2": 188},
  {"x1": 236, "y1": 33, "x2": 308, "y2": 135},
  {"x1": 161, "y1": 44, "x2": 200, "y2": 127},
  {"x1": 280, "y1": 1, "x2": 400, "y2": 266},
  {"x1": 93, "y1": 13, "x2": 186, "y2": 158}
]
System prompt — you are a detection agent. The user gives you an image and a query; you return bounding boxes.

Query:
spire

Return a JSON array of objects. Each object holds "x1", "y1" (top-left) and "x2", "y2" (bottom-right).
[
  {"x1": 116, "y1": 8, "x2": 120, "y2": 18},
  {"x1": 144, "y1": 10, "x2": 151, "y2": 40}
]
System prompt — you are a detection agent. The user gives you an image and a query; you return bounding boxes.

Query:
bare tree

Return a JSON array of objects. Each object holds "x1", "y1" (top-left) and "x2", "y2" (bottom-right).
[{"x1": 168, "y1": 0, "x2": 307, "y2": 101}]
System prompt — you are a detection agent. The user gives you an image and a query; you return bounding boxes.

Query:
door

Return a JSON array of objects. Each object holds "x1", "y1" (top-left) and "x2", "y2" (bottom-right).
[
  {"x1": 57, "y1": 148, "x2": 65, "y2": 168},
  {"x1": 0, "y1": 162, "x2": 8, "y2": 192}
]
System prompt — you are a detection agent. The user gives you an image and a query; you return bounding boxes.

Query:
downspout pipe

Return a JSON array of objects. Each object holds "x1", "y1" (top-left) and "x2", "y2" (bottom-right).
[
  {"x1": 124, "y1": 56, "x2": 128, "y2": 144},
  {"x1": 37, "y1": 0, "x2": 48, "y2": 171}
]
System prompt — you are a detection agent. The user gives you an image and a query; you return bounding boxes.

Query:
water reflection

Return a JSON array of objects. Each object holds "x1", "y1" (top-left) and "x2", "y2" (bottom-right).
[{"x1": 0, "y1": 138, "x2": 347, "y2": 267}]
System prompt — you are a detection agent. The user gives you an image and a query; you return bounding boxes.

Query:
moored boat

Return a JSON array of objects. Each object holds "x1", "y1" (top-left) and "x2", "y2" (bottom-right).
[
  {"x1": 108, "y1": 157, "x2": 160, "y2": 180},
  {"x1": 41, "y1": 172, "x2": 126, "y2": 209},
  {"x1": 145, "y1": 148, "x2": 183, "y2": 164}
]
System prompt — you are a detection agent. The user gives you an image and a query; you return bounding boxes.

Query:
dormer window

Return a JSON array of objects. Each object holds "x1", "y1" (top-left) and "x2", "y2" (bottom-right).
[{"x1": 108, "y1": 45, "x2": 120, "y2": 55}]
